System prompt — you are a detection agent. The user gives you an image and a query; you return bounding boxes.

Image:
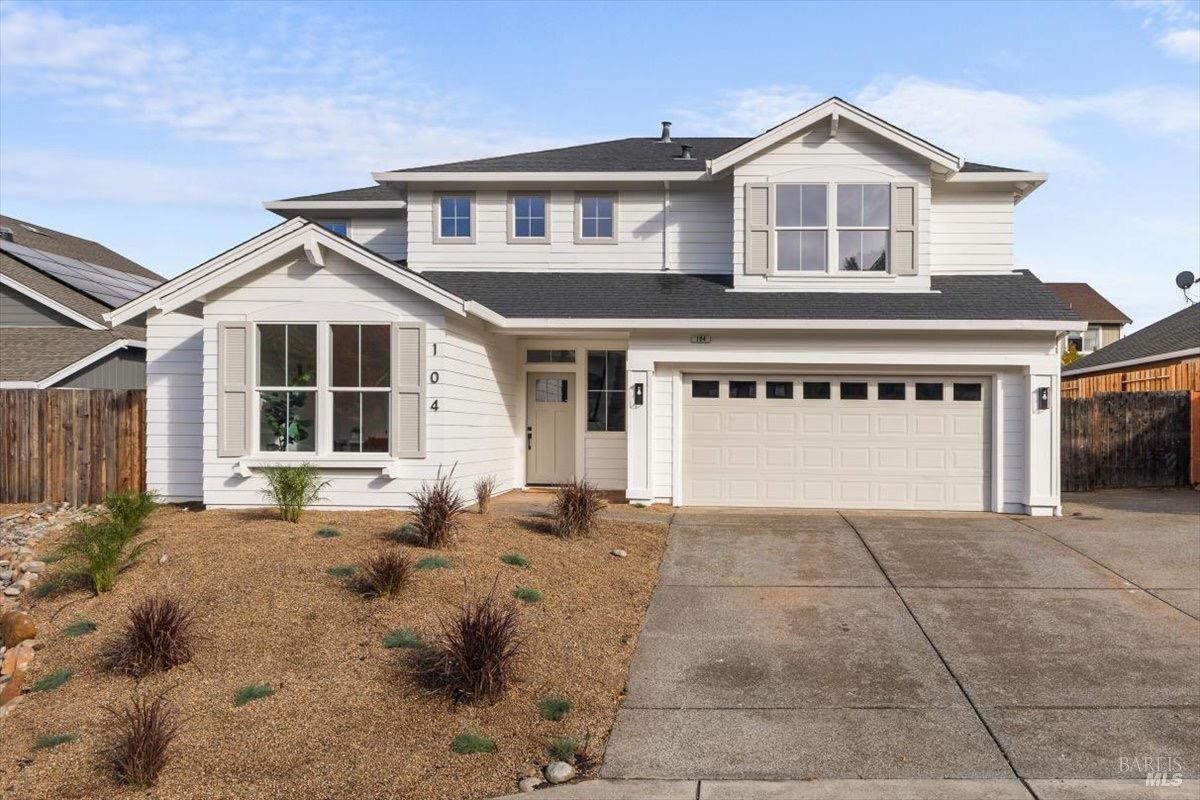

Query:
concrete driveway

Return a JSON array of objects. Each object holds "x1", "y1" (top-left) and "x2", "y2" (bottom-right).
[{"x1": 597, "y1": 489, "x2": 1200, "y2": 799}]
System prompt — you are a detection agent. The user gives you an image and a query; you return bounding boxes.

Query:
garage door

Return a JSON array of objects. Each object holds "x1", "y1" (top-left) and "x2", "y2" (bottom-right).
[{"x1": 683, "y1": 375, "x2": 991, "y2": 511}]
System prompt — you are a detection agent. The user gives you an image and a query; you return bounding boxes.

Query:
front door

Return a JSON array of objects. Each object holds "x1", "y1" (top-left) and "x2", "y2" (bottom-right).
[{"x1": 526, "y1": 373, "x2": 575, "y2": 484}]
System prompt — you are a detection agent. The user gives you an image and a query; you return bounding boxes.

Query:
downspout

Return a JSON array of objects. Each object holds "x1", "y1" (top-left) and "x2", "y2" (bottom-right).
[{"x1": 662, "y1": 180, "x2": 670, "y2": 271}]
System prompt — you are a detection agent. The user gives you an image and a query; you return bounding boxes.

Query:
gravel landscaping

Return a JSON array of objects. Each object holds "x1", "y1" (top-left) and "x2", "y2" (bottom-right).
[{"x1": 0, "y1": 500, "x2": 669, "y2": 800}]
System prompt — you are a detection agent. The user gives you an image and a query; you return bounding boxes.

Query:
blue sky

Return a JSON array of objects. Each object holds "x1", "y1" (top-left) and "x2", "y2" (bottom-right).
[{"x1": 2, "y1": 0, "x2": 1198, "y2": 329}]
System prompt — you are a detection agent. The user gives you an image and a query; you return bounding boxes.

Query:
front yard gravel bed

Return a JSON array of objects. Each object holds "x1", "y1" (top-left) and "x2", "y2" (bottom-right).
[{"x1": 0, "y1": 503, "x2": 668, "y2": 800}]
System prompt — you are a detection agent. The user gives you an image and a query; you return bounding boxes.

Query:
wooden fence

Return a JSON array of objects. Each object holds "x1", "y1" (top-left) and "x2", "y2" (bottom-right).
[
  {"x1": 1062, "y1": 391, "x2": 1192, "y2": 492},
  {"x1": 1061, "y1": 357, "x2": 1199, "y2": 398},
  {"x1": 0, "y1": 389, "x2": 146, "y2": 505}
]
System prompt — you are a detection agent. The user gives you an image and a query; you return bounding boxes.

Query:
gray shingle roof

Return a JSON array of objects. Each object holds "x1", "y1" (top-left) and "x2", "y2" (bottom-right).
[
  {"x1": 274, "y1": 184, "x2": 408, "y2": 202},
  {"x1": 419, "y1": 270, "x2": 1077, "y2": 321},
  {"x1": 1064, "y1": 304, "x2": 1200, "y2": 374},
  {"x1": 0, "y1": 215, "x2": 163, "y2": 283},
  {"x1": 1045, "y1": 283, "x2": 1131, "y2": 324},
  {"x1": 0, "y1": 327, "x2": 136, "y2": 383},
  {"x1": 960, "y1": 162, "x2": 1024, "y2": 173},
  {"x1": 391, "y1": 137, "x2": 748, "y2": 173}
]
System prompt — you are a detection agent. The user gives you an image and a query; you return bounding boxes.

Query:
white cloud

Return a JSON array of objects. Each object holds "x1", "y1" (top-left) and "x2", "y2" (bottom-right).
[
  {"x1": 1157, "y1": 27, "x2": 1200, "y2": 61},
  {"x1": 679, "y1": 77, "x2": 1199, "y2": 172}
]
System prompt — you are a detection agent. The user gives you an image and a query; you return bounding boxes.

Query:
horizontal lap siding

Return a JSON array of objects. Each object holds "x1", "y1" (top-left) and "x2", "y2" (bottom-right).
[
  {"x1": 407, "y1": 185, "x2": 732, "y2": 273},
  {"x1": 350, "y1": 217, "x2": 407, "y2": 262},
  {"x1": 929, "y1": 186, "x2": 1014, "y2": 273},
  {"x1": 199, "y1": 252, "x2": 519, "y2": 508},
  {"x1": 584, "y1": 434, "x2": 627, "y2": 490},
  {"x1": 732, "y1": 121, "x2": 932, "y2": 277},
  {"x1": 146, "y1": 312, "x2": 205, "y2": 501}
]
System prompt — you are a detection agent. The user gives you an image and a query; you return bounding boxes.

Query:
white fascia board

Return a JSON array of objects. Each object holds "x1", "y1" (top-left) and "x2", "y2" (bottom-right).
[
  {"x1": 942, "y1": 171, "x2": 1048, "y2": 203},
  {"x1": 709, "y1": 98, "x2": 961, "y2": 175},
  {"x1": 488, "y1": 317, "x2": 1086, "y2": 332},
  {"x1": 0, "y1": 274, "x2": 106, "y2": 330},
  {"x1": 152, "y1": 223, "x2": 468, "y2": 318},
  {"x1": 262, "y1": 200, "x2": 407, "y2": 211},
  {"x1": 23, "y1": 338, "x2": 146, "y2": 389},
  {"x1": 373, "y1": 170, "x2": 708, "y2": 183},
  {"x1": 106, "y1": 217, "x2": 308, "y2": 326},
  {"x1": 1062, "y1": 347, "x2": 1200, "y2": 377}
]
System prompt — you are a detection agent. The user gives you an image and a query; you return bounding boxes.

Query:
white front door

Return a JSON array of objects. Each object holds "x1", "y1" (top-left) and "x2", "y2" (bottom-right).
[
  {"x1": 682, "y1": 374, "x2": 991, "y2": 510},
  {"x1": 527, "y1": 373, "x2": 575, "y2": 484}
]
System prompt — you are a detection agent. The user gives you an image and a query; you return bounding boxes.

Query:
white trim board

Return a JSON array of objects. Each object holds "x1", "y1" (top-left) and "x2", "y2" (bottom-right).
[
  {"x1": 0, "y1": 274, "x2": 106, "y2": 330},
  {"x1": 0, "y1": 338, "x2": 146, "y2": 389},
  {"x1": 374, "y1": 171, "x2": 708, "y2": 183},
  {"x1": 1062, "y1": 347, "x2": 1200, "y2": 377},
  {"x1": 262, "y1": 200, "x2": 407, "y2": 211}
]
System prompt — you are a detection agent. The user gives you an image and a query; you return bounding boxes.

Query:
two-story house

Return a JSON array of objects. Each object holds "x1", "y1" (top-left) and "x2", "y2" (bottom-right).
[{"x1": 106, "y1": 98, "x2": 1082, "y2": 515}]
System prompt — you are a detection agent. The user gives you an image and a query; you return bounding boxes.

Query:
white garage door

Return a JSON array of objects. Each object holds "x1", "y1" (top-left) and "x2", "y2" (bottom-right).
[{"x1": 683, "y1": 375, "x2": 991, "y2": 511}]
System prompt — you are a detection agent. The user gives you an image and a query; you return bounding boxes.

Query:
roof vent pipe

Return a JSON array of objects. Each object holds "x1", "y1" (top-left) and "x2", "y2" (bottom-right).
[
  {"x1": 677, "y1": 144, "x2": 693, "y2": 160},
  {"x1": 659, "y1": 121, "x2": 672, "y2": 143},
  {"x1": 0, "y1": 227, "x2": 12, "y2": 242}
]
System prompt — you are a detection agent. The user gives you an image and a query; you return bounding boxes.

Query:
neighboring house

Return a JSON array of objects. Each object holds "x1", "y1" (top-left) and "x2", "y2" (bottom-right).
[
  {"x1": 1062, "y1": 304, "x2": 1200, "y2": 398},
  {"x1": 1045, "y1": 282, "x2": 1131, "y2": 356},
  {"x1": 0, "y1": 215, "x2": 164, "y2": 389},
  {"x1": 105, "y1": 97, "x2": 1082, "y2": 515}
]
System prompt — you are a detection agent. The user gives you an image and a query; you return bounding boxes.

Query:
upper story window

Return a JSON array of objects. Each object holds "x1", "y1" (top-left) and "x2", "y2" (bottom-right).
[
  {"x1": 510, "y1": 194, "x2": 549, "y2": 243},
  {"x1": 435, "y1": 194, "x2": 474, "y2": 242},
  {"x1": 576, "y1": 193, "x2": 617, "y2": 243},
  {"x1": 316, "y1": 220, "x2": 349, "y2": 236},
  {"x1": 776, "y1": 184, "x2": 827, "y2": 272},
  {"x1": 257, "y1": 324, "x2": 318, "y2": 452},
  {"x1": 836, "y1": 184, "x2": 889, "y2": 271}
]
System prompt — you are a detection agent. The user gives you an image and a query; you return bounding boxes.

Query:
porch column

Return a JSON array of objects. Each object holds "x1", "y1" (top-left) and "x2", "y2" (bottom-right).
[{"x1": 625, "y1": 367, "x2": 652, "y2": 503}]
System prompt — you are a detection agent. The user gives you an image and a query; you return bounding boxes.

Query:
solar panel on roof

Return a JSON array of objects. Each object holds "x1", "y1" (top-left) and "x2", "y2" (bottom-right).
[{"x1": 0, "y1": 240, "x2": 161, "y2": 308}]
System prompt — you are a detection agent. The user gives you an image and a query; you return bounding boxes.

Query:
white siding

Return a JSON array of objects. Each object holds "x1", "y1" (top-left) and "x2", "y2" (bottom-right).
[
  {"x1": 1001, "y1": 374, "x2": 1026, "y2": 511},
  {"x1": 584, "y1": 433, "x2": 627, "y2": 490},
  {"x1": 146, "y1": 310, "x2": 205, "y2": 502},
  {"x1": 195, "y1": 251, "x2": 519, "y2": 508},
  {"x1": 406, "y1": 184, "x2": 731, "y2": 273},
  {"x1": 349, "y1": 215, "x2": 407, "y2": 262},
  {"x1": 929, "y1": 185, "x2": 1015, "y2": 273},
  {"x1": 651, "y1": 373, "x2": 674, "y2": 501},
  {"x1": 731, "y1": 119, "x2": 932, "y2": 286}
]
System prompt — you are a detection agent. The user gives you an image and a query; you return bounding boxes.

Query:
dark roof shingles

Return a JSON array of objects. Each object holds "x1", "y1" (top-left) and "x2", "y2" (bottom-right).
[
  {"x1": 0, "y1": 215, "x2": 163, "y2": 283},
  {"x1": 1064, "y1": 304, "x2": 1200, "y2": 373},
  {"x1": 420, "y1": 270, "x2": 1077, "y2": 321},
  {"x1": 274, "y1": 184, "x2": 408, "y2": 203},
  {"x1": 393, "y1": 138, "x2": 749, "y2": 173},
  {"x1": 0, "y1": 327, "x2": 135, "y2": 382},
  {"x1": 1045, "y1": 283, "x2": 1131, "y2": 324}
]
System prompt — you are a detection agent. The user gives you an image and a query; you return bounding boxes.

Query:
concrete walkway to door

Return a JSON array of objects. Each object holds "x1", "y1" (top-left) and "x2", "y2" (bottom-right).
[{"x1": 587, "y1": 490, "x2": 1199, "y2": 799}]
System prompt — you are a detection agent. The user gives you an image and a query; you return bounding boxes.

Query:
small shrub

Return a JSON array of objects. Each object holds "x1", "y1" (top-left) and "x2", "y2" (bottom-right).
[
  {"x1": 104, "y1": 491, "x2": 159, "y2": 534},
  {"x1": 474, "y1": 475, "x2": 497, "y2": 514},
  {"x1": 416, "y1": 555, "x2": 451, "y2": 571},
  {"x1": 104, "y1": 694, "x2": 179, "y2": 788},
  {"x1": 382, "y1": 628, "x2": 421, "y2": 649},
  {"x1": 409, "y1": 584, "x2": 525, "y2": 703},
  {"x1": 549, "y1": 737, "x2": 578, "y2": 763},
  {"x1": 106, "y1": 595, "x2": 198, "y2": 677},
  {"x1": 500, "y1": 552, "x2": 530, "y2": 568},
  {"x1": 261, "y1": 464, "x2": 330, "y2": 523},
  {"x1": 551, "y1": 478, "x2": 605, "y2": 539},
  {"x1": 59, "y1": 519, "x2": 156, "y2": 594},
  {"x1": 34, "y1": 733, "x2": 76, "y2": 750},
  {"x1": 326, "y1": 565, "x2": 355, "y2": 577},
  {"x1": 538, "y1": 695, "x2": 571, "y2": 721},
  {"x1": 451, "y1": 730, "x2": 497, "y2": 755},
  {"x1": 63, "y1": 619, "x2": 98, "y2": 638},
  {"x1": 512, "y1": 586, "x2": 541, "y2": 603},
  {"x1": 354, "y1": 549, "x2": 415, "y2": 598},
  {"x1": 42, "y1": 549, "x2": 68, "y2": 564},
  {"x1": 33, "y1": 667, "x2": 73, "y2": 692},
  {"x1": 234, "y1": 683, "x2": 274, "y2": 707},
  {"x1": 409, "y1": 468, "x2": 468, "y2": 548},
  {"x1": 315, "y1": 527, "x2": 340, "y2": 538}
]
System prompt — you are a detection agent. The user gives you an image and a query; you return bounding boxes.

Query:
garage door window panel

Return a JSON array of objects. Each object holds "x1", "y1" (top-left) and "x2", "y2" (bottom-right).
[
  {"x1": 879, "y1": 382, "x2": 906, "y2": 400},
  {"x1": 729, "y1": 381, "x2": 757, "y2": 399},
  {"x1": 954, "y1": 382, "x2": 983, "y2": 401},
  {"x1": 766, "y1": 381, "x2": 794, "y2": 399},
  {"x1": 916, "y1": 382, "x2": 945, "y2": 401},
  {"x1": 803, "y1": 381, "x2": 831, "y2": 400},
  {"x1": 840, "y1": 382, "x2": 868, "y2": 400},
  {"x1": 692, "y1": 380, "x2": 719, "y2": 399}
]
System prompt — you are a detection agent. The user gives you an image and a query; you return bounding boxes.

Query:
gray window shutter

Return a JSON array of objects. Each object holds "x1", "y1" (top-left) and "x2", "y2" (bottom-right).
[
  {"x1": 744, "y1": 183, "x2": 771, "y2": 275},
  {"x1": 217, "y1": 321, "x2": 252, "y2": 458},
  {"x1": 392, "y1": 322, "x2": 426, "y2": 458},
  {"x1": 891, "y1": 183, "x2": 919, "y2": 275}
]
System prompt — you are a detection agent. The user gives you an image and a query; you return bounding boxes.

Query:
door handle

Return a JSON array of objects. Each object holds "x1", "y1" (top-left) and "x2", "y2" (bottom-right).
[{"x1": 526, "y1": 427, "x2": 532, "y2": 451}]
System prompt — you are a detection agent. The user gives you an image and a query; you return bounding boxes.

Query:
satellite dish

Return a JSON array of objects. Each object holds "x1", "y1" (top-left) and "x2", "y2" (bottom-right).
[{"x1": 1176, "y1": 270, "x2": 1196, "y2": 291}]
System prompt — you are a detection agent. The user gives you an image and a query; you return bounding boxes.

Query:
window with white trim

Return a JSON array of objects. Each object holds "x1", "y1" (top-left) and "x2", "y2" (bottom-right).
[
  {"x1": 577, "y1": 194, "x2": 616, "y2": 241},
  {"x1": 512, "y1": 194, "x2": 548, "y2": 240},
  {"x1": 775, "y1": 184, "x2": 827, "y2": 272},
  {"x1": 330, "y1": 324, "x2": 391, "y2": 453},
  {"x1": 836, "y1": 184, "x2": 889, "y2": 271},
  {"x1": 437, "y1": 195, "x2": 473, "y2": 240},
  {"x1": 257, "y1": 324, "x2": 318, "y2": 452}
]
